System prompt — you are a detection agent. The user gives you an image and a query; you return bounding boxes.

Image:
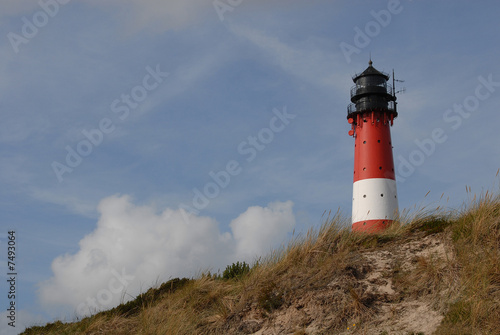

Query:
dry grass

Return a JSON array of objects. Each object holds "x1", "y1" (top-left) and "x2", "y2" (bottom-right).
[
  {"x1": 22, "y1": 190, "x2": 500, "y2": 335},
  {"x1": 435, "y1": 191, "x2": 500, "y2": 335}
]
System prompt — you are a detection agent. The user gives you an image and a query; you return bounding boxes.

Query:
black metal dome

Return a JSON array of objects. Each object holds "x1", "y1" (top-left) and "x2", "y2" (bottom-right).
[{"x1": 352, "y1": 60, "x2": 389, "y2": 81}]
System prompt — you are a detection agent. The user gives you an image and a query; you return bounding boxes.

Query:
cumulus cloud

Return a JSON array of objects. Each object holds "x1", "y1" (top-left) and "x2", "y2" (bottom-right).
[
  {"x1": 38, "y1": 195, "x2": 295, "y2": 316},
  {"x1": 231, "y1": 201, "x2": 295, "y2": 260}
]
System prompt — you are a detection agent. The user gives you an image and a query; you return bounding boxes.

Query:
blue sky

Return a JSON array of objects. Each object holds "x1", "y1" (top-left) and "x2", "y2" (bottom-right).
[{"x1": 1, "y1": 0, "x2": 499, "y2": 332}]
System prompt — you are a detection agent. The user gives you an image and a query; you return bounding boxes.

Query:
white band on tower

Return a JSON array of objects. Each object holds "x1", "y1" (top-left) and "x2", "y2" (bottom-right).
[{"x1": 352, "y1": 178, "x2": 398, "y2": 223}]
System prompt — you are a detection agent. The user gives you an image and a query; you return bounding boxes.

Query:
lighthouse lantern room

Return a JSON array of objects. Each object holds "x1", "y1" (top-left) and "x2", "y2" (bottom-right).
[{"x1": 347, "y1": 60, "x2": 399, "y2": 233}]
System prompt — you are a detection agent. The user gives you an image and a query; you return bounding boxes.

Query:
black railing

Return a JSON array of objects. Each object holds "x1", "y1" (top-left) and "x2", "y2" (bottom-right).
[
  {"x1": 350, "y1": 84, "x2": 393, "y2": 99},
  {"x1": 347, "y1": 101, "x2": 396, "y2": 117}
]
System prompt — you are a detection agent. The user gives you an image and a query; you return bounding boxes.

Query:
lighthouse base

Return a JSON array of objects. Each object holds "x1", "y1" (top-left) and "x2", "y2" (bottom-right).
[
  {"x1": 351, "y1": 178, "x2": 398, "y2": 234},
  {"x1": 352, "y1": 219, "x2": 393, "y2": 233}
]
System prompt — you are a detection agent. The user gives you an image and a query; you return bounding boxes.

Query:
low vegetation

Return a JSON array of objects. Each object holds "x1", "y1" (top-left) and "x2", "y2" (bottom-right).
[{"x1": 23, "y1": 190, "x2": 499, "y2": 334}]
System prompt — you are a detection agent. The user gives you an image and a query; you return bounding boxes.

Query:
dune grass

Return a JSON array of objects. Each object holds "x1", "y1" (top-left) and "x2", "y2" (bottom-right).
[
  {"x1": 22, "y1": 191, "x2": 499, "y2": 334},
  {"x1": 435, "y1": 191, "x2": 500, "y2": 334}
]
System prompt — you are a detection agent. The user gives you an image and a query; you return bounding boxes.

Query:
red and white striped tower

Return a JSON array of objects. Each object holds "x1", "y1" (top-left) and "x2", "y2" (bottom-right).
[{"x1": 347, "y1": 60, "x2": 399, "y2": 233}]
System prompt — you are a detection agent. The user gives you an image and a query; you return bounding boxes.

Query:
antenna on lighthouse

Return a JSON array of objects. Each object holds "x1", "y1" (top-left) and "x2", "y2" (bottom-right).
[
  {"x1": 392, "y1": 69, "x2": 405, "y2": 115},
  {"x1": 392, "y1": 69, "x2": 406, "y2": 94}
]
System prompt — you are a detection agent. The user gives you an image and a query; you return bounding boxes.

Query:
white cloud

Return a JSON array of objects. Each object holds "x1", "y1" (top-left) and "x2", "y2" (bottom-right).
[
  {"x1": 230, "y1": 200, "x2": 295, "y2": 260},
  {"x1": 0, "y1": 0, "x2": 207, "y2": 22},
  {"x1": 0, "y1": 0, "x2": 321, "y2": 34},
  {"x1": 228, "y1": 24, "x2": 350, "y2": 93},
  {"x1": 84, "y1": 0, "x2": 314, "y2": 34},
  {"x1": 85, "y1": 0, "x2": 210, "y2": 34},
  {"x1": 37, "y1": 195, "x2": 295, "y2": 317},
  {"x1": 29, "y1": 188, "x2": 98, "y2": 218},
  {"x1": 0, "y1": 0, "x2": 210, "y2": 36}
]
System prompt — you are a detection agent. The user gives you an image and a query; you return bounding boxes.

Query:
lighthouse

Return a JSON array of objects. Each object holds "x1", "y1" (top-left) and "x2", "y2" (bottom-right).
[{"x1": 347, "y1": 60, "x2": 399, "y2": 233}]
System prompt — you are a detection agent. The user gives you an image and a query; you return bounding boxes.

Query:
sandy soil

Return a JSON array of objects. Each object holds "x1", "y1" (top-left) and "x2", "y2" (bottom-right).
[{"x1": 225, "y1": 231, "x2": 456, "y2": 335}]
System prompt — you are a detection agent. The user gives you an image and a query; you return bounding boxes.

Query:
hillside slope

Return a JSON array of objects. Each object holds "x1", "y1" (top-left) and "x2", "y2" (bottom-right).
[{"x1": 23, "y1": 192, "x2": 499, "y2": 335}]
